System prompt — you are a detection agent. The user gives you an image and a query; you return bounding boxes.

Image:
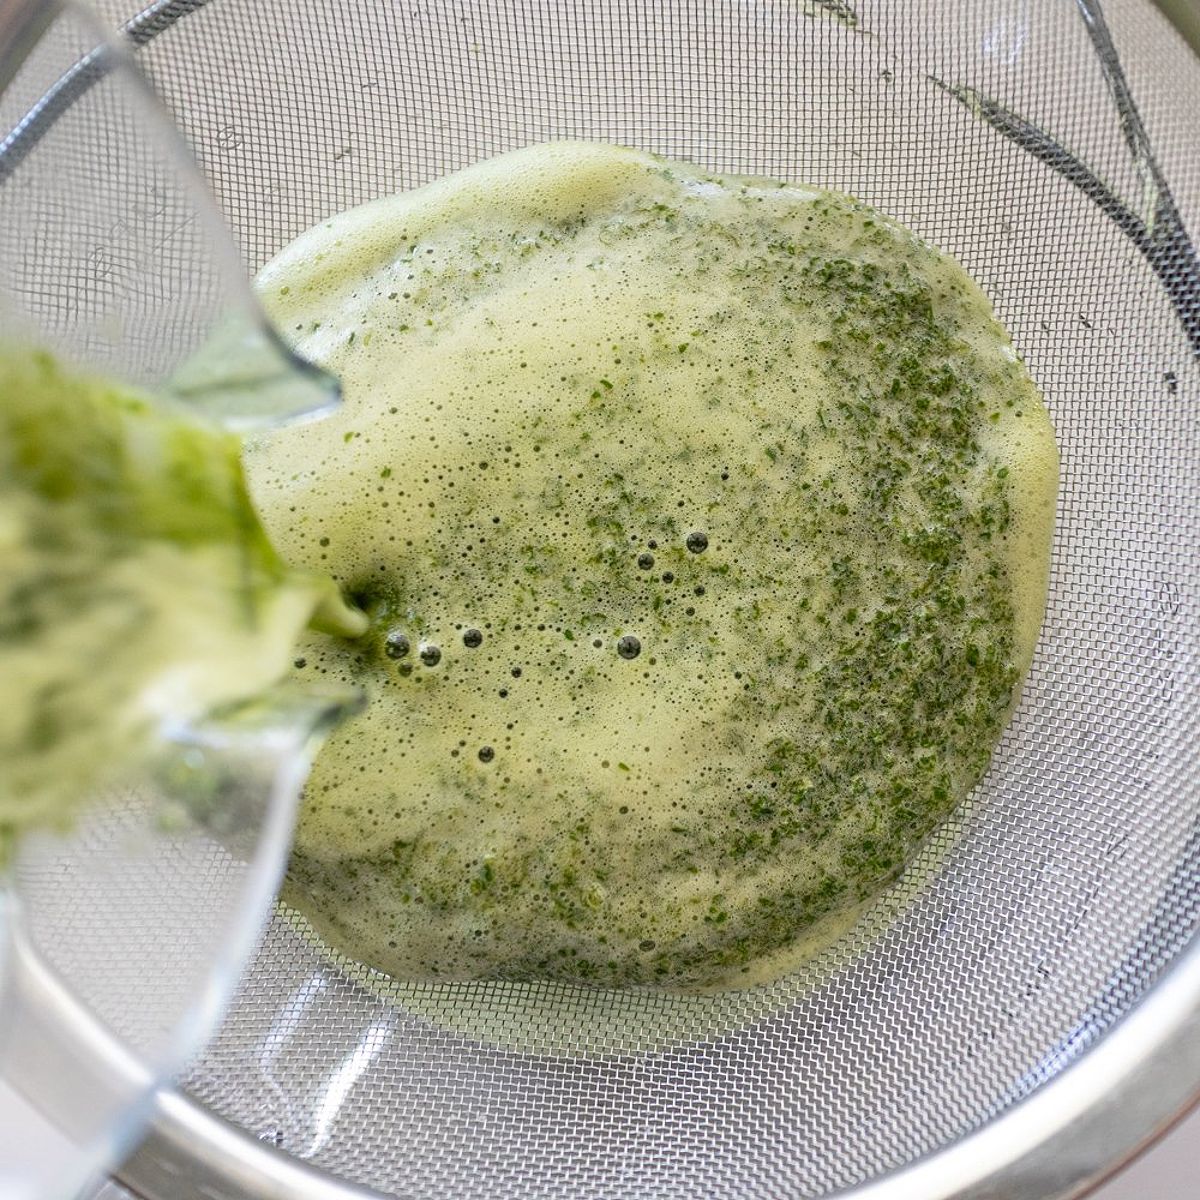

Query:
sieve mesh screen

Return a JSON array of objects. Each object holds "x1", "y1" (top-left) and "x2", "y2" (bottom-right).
[{"x1": 31, "y1": 0, "x2": 1200, "y2": 1195}]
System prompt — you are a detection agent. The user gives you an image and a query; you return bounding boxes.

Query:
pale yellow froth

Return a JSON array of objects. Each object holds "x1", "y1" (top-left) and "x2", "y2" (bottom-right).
[{"x1": 249, "y1": 142, "x2": 1057, "y2": 990}]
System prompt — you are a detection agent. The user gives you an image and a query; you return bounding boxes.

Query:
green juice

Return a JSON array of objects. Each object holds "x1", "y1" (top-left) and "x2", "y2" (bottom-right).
[
  {"x1": 247, "y1": 144, "x2": 1058, "y2": 991},
  {"x1": 0, "y1": 348, "x2": 363, "y2": 855}
]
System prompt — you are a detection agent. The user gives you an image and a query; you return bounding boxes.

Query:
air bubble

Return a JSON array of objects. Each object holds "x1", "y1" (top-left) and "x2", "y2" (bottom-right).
[
  {"x1": 384, "y1": 631, "x2": 410, "y2": 659},
  {"x1": 617, "y1": 635, "x2": 642, "y2": 660}
]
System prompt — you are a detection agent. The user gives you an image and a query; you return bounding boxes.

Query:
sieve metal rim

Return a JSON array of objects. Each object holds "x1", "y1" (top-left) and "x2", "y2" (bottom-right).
[{"x1": 108, "y1": 929, "x2": 1200, "y2": 1200}]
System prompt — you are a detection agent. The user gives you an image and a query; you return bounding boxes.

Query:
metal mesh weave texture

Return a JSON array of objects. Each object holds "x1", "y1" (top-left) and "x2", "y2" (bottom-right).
[{"x1": 91, "y1": 0, "x2": 1200, "y2": 1195}]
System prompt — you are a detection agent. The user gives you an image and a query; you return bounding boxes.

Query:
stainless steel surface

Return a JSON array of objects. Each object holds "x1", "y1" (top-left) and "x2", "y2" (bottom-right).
[
  {"x1": 19, "y1": 0, "x2": 1200, "y2": 1195},
  {"x1": 1092, "y1": 1105, "x2": 1200, "y2": 1200},
  {"x1": 112, "y1": 937, "x2": 1200, "y2": 1200}
]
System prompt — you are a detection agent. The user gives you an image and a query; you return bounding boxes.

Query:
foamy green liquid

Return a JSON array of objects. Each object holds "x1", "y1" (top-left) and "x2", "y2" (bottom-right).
[{"x1": 249, "y1": 143, "x2": 1058, "y2": 992}]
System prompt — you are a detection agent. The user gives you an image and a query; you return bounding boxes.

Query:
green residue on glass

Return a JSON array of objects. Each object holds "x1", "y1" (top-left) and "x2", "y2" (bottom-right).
[{"x1": 0, "y1": 347, "x2": 363, "y2": 857}]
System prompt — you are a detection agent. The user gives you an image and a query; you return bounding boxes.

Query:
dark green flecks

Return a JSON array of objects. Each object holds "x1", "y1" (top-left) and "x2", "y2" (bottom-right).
[{"x1": 263, "y1": 145, "x2": 1053, "y2": 992}]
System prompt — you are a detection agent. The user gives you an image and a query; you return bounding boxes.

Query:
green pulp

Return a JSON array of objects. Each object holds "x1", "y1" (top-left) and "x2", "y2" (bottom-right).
[
  {"x1": 0, "y1": 347, "x2": 363, "y2": 855},
  {"x1": 245, "y1": 143, "x2": 1058, "y2": 991}
]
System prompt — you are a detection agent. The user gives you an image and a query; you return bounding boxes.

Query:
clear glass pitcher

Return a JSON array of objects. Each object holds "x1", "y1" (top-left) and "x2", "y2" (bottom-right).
[{"x1": 0, "y1": 3, "x2": 350, "y2": 1195}]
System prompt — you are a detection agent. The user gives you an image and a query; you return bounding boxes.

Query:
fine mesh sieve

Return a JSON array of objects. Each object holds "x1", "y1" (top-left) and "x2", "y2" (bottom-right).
[{"x1": 24, "y1": 0, "x2": 1200, "y2": 1197}]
